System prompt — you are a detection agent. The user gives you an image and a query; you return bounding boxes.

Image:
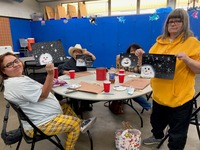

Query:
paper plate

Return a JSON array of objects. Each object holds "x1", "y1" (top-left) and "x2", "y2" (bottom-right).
[
  {"x1": 113, "y1": 86, "x2": 126, "y2": 91},
  {"x1": 68, "y1": 83, "x2": 81, "y2": 89}
]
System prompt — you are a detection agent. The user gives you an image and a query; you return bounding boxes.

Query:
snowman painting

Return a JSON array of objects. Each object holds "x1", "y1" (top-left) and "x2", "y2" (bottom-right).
[
  {"x1": 39, "y1": 53, "x2": 53, "y2": 65},
  {"x1": 140, "y1": 65, "x2": 155, "y2": 78},
  {"x1": 121, "y1": 57, "x2": 132, "y2": 67}
]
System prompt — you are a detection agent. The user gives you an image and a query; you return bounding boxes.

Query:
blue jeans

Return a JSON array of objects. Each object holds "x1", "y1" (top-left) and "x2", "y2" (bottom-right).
[{"x1": 133, "y1": 96, "x2": 152, "y2": 110}]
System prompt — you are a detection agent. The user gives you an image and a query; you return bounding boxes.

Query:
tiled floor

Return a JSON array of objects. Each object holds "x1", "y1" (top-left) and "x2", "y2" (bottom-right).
[{"x1": 0, "y1": 75, "x2": 200, "y2": 150}]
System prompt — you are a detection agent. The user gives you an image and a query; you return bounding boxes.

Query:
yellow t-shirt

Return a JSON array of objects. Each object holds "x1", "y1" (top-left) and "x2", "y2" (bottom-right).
[{"x1": 149, "y1": 34, "x2": 200, "y2": 107}]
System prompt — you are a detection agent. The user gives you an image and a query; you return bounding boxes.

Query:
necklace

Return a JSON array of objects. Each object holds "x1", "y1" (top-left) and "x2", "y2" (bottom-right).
[{"x1": 169, "y1": 38, "x2": 173, "y2": 42}]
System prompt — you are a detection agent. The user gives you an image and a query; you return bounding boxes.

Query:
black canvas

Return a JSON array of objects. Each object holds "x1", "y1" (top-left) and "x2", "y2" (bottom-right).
[
  {"x1": 31, "y1": 40, "x2": 67, "y2": 66},
  {"x1": 141, "y1": 54, "x2": 176, "y2": 80},
  {"x1": 120, "y1": 53, "x2": 138, "y2": 72},
  {"x1": 76, "y1": 54, "x2": 93, "y2": 67}
]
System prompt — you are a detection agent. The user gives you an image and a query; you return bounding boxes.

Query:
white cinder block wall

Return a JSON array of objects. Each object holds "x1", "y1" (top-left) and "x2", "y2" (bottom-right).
[{"x1": 0, "y1": 0, "x2": 41, "y2": 19}]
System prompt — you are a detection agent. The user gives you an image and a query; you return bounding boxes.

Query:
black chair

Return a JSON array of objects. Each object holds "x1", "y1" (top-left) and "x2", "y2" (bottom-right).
[
  {"x1": 24, "y1": 60, "x2": 47, "y2": 84},
  {"x1": 157, "y1": 92, "x2": 200, "y2": 149},
  {"x1": 6, "y1": 99, "x2": 64, "y2": 150},
  {"x1": 189, "y1": 92, "x2": 200, "y2": 140}
]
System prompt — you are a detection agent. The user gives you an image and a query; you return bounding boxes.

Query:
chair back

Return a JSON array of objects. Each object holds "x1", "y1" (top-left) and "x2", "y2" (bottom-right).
[
  {"x1": 6, "y1": 100, "x2": 46, "y2": 137},
  {"x1": 5, "y1": 99, "x2": 65, "y2": 150}
]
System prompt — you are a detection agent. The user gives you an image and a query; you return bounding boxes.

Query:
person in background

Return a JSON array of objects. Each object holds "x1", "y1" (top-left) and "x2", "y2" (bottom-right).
[
  {"x1": 116, "y1": 43, "x2": 152, "y2": 111},
  {"x1": 58, "y1": 44, "x2": 96, "y2": 114},
  {"x1": 58, "y1": 44, "x2": 96, "y2": 75},
  {"x1": 0, "y1": 52, "x2": 97, "y2": 150},
  {"x1": 116, "y1": 43, "x2": 143, "y2": 71},
  {"x1": 136, "y1": 8, "x2": 200, "y2": 149}
]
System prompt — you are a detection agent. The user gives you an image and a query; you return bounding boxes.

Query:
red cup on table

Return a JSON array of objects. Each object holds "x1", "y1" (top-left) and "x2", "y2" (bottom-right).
[
  {"x1": 103, "y1": 81, "x2": 111, "y2": 93},
  {"x1": 69, "y1": 70, "x2": 75, "y2": 79},
  {"x1": 54, "y1": 67, "x2": 58, "y2": 79},
  {"x1": 119, "y1": 69, "x2": 125, "y2": 74},
  {"x1": 118, "y1": 73, "x2": 125, "y2": 83}
]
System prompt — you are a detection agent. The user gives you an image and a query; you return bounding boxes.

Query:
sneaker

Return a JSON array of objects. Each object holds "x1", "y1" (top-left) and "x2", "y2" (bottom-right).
[
  {"x1": 143, "y1": 136, "x2": 162, "y2": 145},
  {"x1": 81, "y1": 117, "x2": 97, "y2": 133}
]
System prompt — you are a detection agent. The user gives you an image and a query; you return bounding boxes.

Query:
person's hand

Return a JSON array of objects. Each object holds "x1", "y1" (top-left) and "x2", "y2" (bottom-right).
[
  {"x1": 83, "y1": 50, "x2": 92, "y2": 56},
  {"x1": 116, "y1": 54, "x2": 120, "y2": 64},
  {"x1": 176, "y1": 52, "x2": 190, "y2": 62},
  {"x1": 135, "y1": 48, "x2": 145, "y2": 57},
  {"x1": 135, "y1": 48, "x2": 145, "y2": 66},
  {"x1": 63, "y1": 70, "x2": 69, "y2": 75},
  {"x1": 83, "y1": 50, "x2": 96, "y2": 60},
  {"x1": 46, "y1": 63, "x2": 54, "y2": 76}
]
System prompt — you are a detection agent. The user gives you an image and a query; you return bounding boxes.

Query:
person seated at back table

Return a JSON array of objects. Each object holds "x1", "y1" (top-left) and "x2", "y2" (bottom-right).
[
  {"x1": 116, "y1": 43, "x2": 152, "y2": 111},
  {"x1": 58, "y1": 44, "x2": 96, "y2": 114},
  {"x1": 0, "y1": 52, "x2": 97, "y2": 150}
]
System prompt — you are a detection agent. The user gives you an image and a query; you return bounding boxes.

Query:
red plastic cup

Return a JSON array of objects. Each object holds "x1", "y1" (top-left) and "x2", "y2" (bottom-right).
[
  {"x1": 69, "y1": 70, "x2": 75, "y2": 79},
  {"x1": 103, "y1": 81, "x2": 111, "y2": 93},
  {"x1": 54, "y1": 67, "x2": 58, "y2": 79},
  {"x1": 118, "y1": 73, "x2": 125, "y2": 83},
  {"x1": 119, "y1": 69, "x2": 125, "y2": 74}
]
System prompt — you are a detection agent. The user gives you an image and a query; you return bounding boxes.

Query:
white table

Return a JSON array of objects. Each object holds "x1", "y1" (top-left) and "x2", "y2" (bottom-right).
[
  {"x1": 52, "y1": 71, "x2": 152, "y2": 127},
  {"x1": 53, "y1": 71, "x2": 152, "y2": 101}
]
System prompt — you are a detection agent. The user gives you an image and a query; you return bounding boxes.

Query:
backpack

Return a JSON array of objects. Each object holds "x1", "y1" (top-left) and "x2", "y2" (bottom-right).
[
  {"x1": 1, "y1": 102, "x2": 22, "y2": 145},
  {"x1": 104, "y1": 101, "x2": 124, "y2": 114}
]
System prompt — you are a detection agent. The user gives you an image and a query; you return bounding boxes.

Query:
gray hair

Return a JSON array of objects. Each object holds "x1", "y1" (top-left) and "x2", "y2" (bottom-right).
[{"x1": 162, "y1": 8, "x2": 193, "y2": 41}]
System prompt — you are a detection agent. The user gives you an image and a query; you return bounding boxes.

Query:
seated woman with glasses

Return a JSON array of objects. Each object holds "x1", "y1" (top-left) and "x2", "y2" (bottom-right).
[{"x1": 0, "y1": 52, "x2": 96, "y2": 150}]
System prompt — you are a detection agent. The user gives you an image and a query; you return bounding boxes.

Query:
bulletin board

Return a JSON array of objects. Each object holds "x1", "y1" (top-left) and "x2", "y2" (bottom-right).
[{"x1": 0, "y1": 17, "x2": 12, "y2": 47}]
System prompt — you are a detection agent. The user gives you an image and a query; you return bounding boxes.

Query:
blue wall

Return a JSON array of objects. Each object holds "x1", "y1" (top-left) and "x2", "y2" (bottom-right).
[
  {"x1": 9, "y1": 18, "x2": 32, "y2": 53},
  {"x1": 10, "y1": 10, "x2": 200, "y2": 68}
]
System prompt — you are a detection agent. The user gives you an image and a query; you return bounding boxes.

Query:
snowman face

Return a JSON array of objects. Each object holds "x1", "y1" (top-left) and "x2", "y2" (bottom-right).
[
  {"x1": 121, "y1": 57, "x2": 131, "y2": 67},
  {"x1": 141, "y1": 65, "x2": 155, "y2": 78},
  {"x1": 39, "y1": 53, "x2": 53, "y2": 65},
  {"x1": 76, "y1": 58, "x2": 86, "y2": 66}
]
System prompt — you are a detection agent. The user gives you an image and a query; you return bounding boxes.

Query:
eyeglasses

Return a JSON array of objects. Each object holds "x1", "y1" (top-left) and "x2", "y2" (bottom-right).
[
  {"x1": 4, "y1": 59, "x2": 20, "y2": 68},
  {"x1": 168, "y1": 20, "x2": 182, "y2": 25}
]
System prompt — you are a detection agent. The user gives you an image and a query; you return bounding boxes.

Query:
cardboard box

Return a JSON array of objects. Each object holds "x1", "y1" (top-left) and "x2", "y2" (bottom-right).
[
  {"x1": 55, "y1": 5, "x2": 68, "y2": 20},
  {"x1": 45, "y1": 6, "x2": 55, "y2": 20},
  {"x1": 67, "y1": 4, "x2": 77, "y2": 18},
  {"x1": 78, "y1": 2, "x2": 87, "y2": 18}
]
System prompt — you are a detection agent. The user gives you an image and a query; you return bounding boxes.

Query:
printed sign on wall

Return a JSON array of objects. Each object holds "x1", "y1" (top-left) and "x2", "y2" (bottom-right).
[
  {"x1": 31, "y1": 40, "x2": 67, "y2": 66},
  {"x1": 141, "y1": 54, "x2": 176, "y2": 80}
]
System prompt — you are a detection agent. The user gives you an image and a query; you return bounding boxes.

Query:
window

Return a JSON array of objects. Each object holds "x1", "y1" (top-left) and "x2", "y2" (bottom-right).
[{"x1": 62, "y1": 0, "x2": 193, "y2": 17}]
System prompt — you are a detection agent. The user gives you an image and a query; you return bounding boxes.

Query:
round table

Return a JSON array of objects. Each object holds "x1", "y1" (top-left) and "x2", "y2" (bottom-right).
[
  {"x1": 52, "y1": 70, "x2": 152, "y2": 128},
  {"x1": 52, "y1": 71, "x2": 152, "y2": 101}
]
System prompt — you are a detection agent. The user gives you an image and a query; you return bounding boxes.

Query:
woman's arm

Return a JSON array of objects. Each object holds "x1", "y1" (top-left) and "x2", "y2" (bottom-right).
[
  {"x1": 39, "y1": 63, "x2": 54, "y2": 100},
  {"x1": 176, "y1": 52, "x2": 200, "y2": 74},
  {"x1": 83, "y1": 50, "x2": 96, "y2": 60},
  {"x1": 135, "y1": 48, "x2": 145, "y2": 66}
]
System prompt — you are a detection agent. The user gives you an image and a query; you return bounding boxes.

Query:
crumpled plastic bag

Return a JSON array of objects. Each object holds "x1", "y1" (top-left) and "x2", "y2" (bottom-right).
[
  {"x1": 53, "y1": 79, "x2": 67, "y2": 87},
  {"x1": 115, "y1": 121, "x2": 141, "y2": 150}
]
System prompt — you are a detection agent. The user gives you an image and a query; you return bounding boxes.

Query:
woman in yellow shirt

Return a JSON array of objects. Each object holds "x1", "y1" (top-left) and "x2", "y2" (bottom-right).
[{"x1": 136, "y1": 8, "x2": 200, "y2": 149}]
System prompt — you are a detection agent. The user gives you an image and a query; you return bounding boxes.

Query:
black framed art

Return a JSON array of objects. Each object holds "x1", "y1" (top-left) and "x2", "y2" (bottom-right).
[
  {"x1": 120, "y1": 53, "x2": 138, "y2": 72},
  {"x1": 141, "y1": 54, "x2": 176, "y2": 80},
  {"x1": 31, "y1": 40, "x2": 67, "y2": 66},
  {"x1": 76, "y1": 54, "x2": 93, "y2": 67}
]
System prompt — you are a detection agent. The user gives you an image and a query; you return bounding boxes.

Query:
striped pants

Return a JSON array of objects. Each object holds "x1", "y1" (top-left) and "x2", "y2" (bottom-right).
[{"x1": 24, "y1": 103, "x2": 81, "y2": 150}]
